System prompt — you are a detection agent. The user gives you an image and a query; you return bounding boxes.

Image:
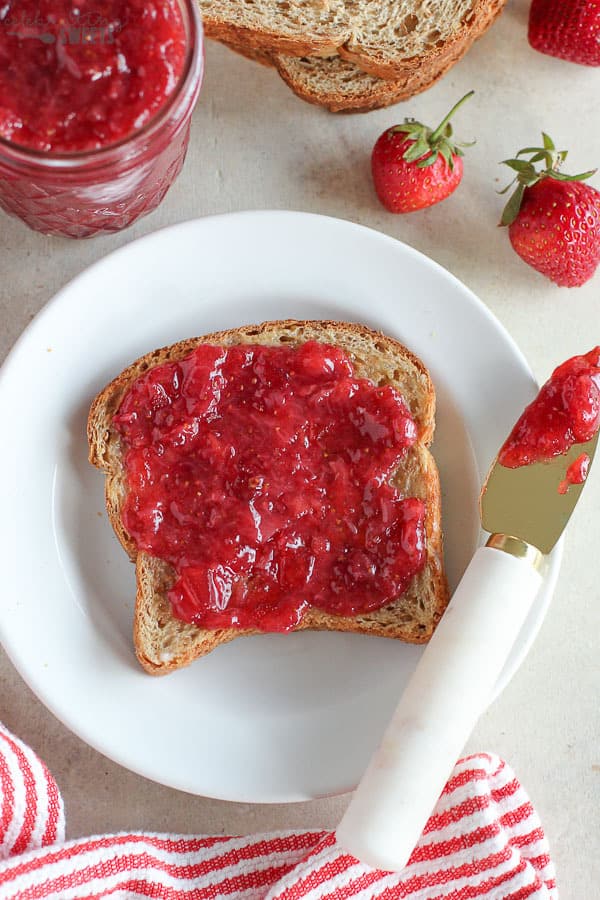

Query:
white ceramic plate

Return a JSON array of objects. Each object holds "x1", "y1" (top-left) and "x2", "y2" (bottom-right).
[{"x1": 0, "y1": 211, "x2": 561, "y2": 803}]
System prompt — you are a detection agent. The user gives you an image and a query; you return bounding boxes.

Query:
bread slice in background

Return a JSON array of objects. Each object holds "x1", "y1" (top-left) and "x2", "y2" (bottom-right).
[
  {"x1": 338, "y1": 0, "x2": 507, "y2": 80},
  {"x1": 220, "y1": 40, "x2": 450, "y2": 112},
  {"x1": 272, "y1": 50, "x2": 451, "y2": 113},
  {"x1": 88, "y1": 320, "x2": 448, "y2": 675},
  {"x1": 200, "y1": 0, "x2": 347, "y2": 60},
  {"x1": 200, "y1": 0, "x2": 507, "y2": 82}
]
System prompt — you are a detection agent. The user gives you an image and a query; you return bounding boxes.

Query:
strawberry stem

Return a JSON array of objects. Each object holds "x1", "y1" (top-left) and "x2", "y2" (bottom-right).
[
  {"x1": 499, "y1": 133, "x2": 598, "y2": 226},
  {"x1": 392, "y1": 91, "x2": 475, "y2": 171},
  {"x1": 430, "y1": 91, "x2": 475, "y2": 142}
]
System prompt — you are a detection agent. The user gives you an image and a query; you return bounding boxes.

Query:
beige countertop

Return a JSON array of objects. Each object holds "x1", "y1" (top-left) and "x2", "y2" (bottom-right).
[{"x1": 1, "y1": 2, "x2": 599, "y2": 895}]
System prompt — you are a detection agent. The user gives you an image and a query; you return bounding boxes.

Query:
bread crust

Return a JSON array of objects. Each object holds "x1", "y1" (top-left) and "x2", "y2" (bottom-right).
[
  {"x1": 88, "y1": 320, "x2": 448, "y2": 674},
  {"x1": 202, "y1": 19, "x2": 341, "y2": 60},
  {"x1": 220, "y1": 39, "x2": 275, "y2": 68},
  {"x1": 272, "y1": 51, "x2": 450, "y2": 113},
  {"x1": 216, "y1": 37, "x2": 450, "y2": 113},
  {"x1": 202, "y1": 0, "x2": 507, "y2": 83}
]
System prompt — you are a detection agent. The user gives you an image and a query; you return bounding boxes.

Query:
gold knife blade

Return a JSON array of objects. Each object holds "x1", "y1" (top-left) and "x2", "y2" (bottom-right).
[{"x1": 480, "y1": 432, "x2": 599, "y2": 556}]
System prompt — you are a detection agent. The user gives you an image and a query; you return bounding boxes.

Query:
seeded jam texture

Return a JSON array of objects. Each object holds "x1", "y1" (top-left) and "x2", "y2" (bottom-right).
[
  {"x1": 499, "y1": 348, "x2": 600, "y2": 468},
  {"x1": 0, "y1": 0, "x2": 186, "y2": 152},
  {"x1": 558, "y1": 453, "x2": 590, "y2": 495},
  {"x1": 113, "y1": 342, "x2": 427, "y2": 632}
]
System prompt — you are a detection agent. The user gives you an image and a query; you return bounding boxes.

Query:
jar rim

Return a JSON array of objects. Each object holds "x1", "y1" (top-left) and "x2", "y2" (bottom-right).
[{"x1": 0, "y1": 0, "x2": 203, "y2": 169}]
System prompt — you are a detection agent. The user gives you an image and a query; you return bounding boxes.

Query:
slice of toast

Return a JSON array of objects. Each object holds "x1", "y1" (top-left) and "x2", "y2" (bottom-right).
[
  {"x1": 271, "y1": 50, "x2": 450, "y2": 113},
  {"x1": 200, "y1": 0, "x2": 507, "y2": 82},
  {"x1": 88, "y1": 320, "x2": 448, "y2": 675},
  {"x1": 219, "y1": 40, "x2": 449, "y2": 112}
]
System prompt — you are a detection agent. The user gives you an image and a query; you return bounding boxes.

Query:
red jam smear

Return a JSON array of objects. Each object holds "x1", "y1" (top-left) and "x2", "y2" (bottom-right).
[
  {"x1": 113, "y1": 342, "x2": 427, "y2": 632},
  {"x1": 558, "y1": 453, "x2": 590, "y2": 495},
  {"x1": 499, "y1": 348, "x2": 600, "y2": 469},
  {"x1": 0, "y1": 0, "x2": 186, "y2": 152}
]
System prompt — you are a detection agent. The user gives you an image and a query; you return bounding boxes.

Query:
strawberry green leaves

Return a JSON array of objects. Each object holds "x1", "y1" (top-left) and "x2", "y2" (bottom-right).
[
  {"x1": 500, "y1": 133, "x2": 597, "y2": 226},
  {"x1": 391, "y1": 91, "x2": 475, "y2": 171},
  {"x1": 500, "y1": 134, "x2": 600, "y2": 287}
]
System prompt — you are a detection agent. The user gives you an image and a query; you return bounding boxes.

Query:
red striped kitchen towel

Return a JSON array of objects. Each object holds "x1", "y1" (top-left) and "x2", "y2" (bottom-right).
[{"x1": 0, "y1": 721, "x2": 556, "y2": 899}]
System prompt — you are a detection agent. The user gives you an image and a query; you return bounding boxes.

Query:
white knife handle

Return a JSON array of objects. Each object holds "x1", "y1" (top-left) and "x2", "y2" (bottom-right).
[{"x1": 336, "y1": 543, "x2": 543, "y2": 872}]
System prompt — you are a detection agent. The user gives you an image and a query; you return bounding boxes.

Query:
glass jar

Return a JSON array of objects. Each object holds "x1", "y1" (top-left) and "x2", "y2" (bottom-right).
[{"x1": 0, "y1": 1, "x2": 203, "y2": 239}]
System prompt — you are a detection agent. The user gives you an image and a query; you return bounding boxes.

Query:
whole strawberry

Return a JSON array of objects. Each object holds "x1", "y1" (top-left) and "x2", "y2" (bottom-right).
[
  {"x1": 500, "y1": 134, "x2": 600, "y2": 287},
  {"x1": 529, "y1": 0, "x2": 600, "y2": 66},
  {"x1": 371, "y1": 91, "x2": 474, "y2": 213}
]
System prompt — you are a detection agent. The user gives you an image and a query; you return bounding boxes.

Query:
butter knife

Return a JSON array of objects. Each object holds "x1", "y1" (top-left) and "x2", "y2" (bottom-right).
[{"x1": 336, "y1": 401, "x2": 598, "y2": 872}]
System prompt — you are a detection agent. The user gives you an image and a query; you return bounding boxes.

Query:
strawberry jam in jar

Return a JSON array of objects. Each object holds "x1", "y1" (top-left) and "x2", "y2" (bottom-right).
[{"x1": 0, "y1": 0, "x2": 203, "y2": 237}]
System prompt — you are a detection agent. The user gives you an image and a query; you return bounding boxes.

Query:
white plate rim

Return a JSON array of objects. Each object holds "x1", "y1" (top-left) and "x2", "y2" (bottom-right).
[{"x1": 0, "y1": 210, "x2": 562, "y2": 802}]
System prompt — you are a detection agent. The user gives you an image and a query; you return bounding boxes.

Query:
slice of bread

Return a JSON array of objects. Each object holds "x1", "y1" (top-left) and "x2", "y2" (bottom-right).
[
  {"x1": 200, "y1": 0, "x2": 507, "y2": 81},
  {"x1": 88, "y1": 320, "x2": 448, "y2": 675},
  {"x1": 271, "y1": 50, "x2": 449, "y2": 113},
  {"x1": 220, "y1": 40, "x2": 448, "y2": 112}
]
